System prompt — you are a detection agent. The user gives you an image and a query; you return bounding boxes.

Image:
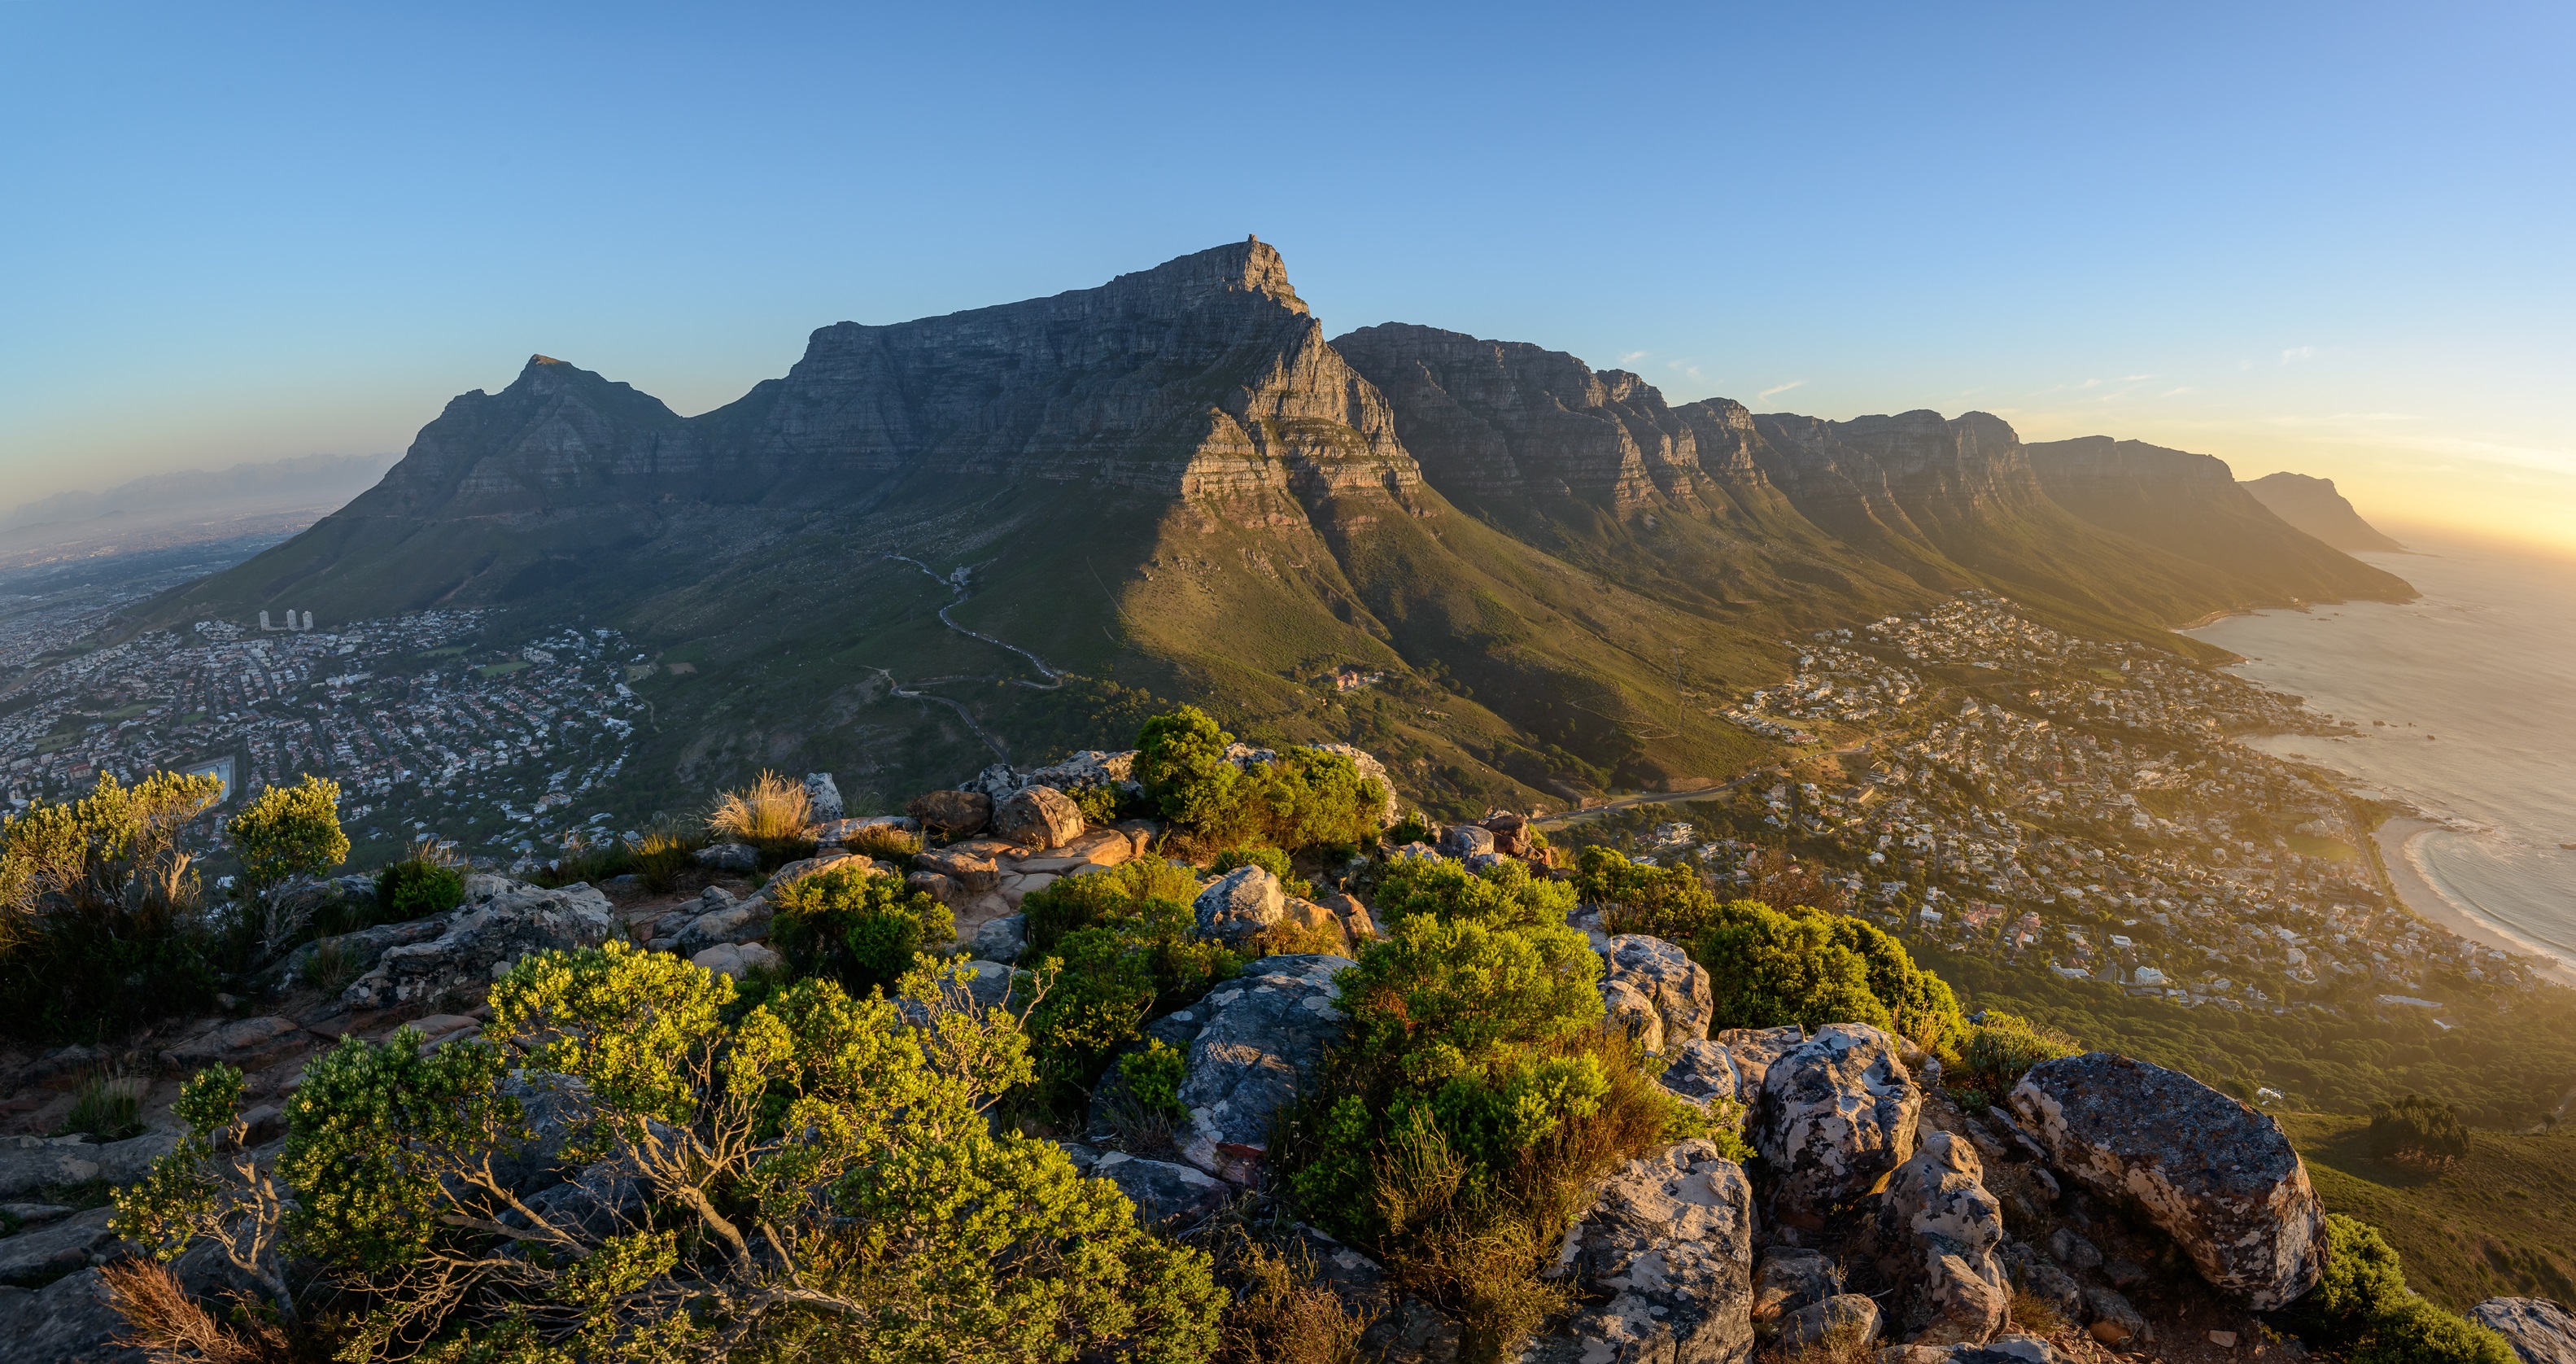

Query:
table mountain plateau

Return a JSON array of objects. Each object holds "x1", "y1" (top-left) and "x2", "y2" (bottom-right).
[{"x1": 146, "y1": 239, "x2": 2413, "y2": 817}]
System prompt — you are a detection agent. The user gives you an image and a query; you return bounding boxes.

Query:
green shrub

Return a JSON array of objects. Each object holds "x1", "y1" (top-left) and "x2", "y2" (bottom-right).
[
  {"x1": 1133, "y1": 708, "x2": 1385, "y2": 854},
  {"x1": 375, "y1": 855, "x2": 465, "y2": 923},
  {"x1": 227, "y1": 774, "x2": 350, "y2": 896},
  {"x1": 1372, "y1": 854, "x2": 1573, "y2": 933},
  {"x1": 2366, "y1": 1095, "x2": 2469, "y2": 1163},
  {"x1": 1118, "y1": 1038, "x2": 1189, "y2": 1122},
  {"x1": 1020, "y1": 856, "x2": 1203, "y2": 957},
  {"x1": 1019, "y1": 865, "x2": 1238, "y2": 1112},
  {"x1": 1946, "y1": 1011, "x2": 2080, "y2": 1109},
  {"x1": 0, "y1": 769, "x2": 226, "y2": 1039},
  {"x1": 1283, "y1": 867, "x2": 1700, "y2": 1356},
  {"x1": 768, "y1": 864, "x2": 954, "y2": 997},
  {"x1": 1210, "y1": 846, "x2": 1313, "y2": 899},
  {"x1": 115, "y1": 946, "x2": 1228, "y2": 1362},
  {"x1": 2294, "y1": 1214, "x2": 2515, "y2": 1364},
  {"x1": 1691, "y1": 898, "x2": 1967, "y2": 1053},
  {"x1": 1575, "y1": 846, "x2": 1719, "y2": 940}
]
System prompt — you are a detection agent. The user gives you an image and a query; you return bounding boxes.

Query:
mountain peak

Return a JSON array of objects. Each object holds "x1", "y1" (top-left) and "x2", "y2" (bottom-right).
[{"x1": 1104, "y1": 238, "x2": 1308, "y2": 316}]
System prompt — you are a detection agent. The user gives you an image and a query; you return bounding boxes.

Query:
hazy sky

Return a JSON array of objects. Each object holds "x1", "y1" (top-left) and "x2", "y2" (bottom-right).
[{"x1": 5, "y1": 2, "x2": 2571, "y2": 550}]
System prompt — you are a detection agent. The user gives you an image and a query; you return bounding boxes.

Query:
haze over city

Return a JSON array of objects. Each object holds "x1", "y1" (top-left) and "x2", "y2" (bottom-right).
[{"x1": 4, "y1": 1, "x2": 2572, "y2": 553}]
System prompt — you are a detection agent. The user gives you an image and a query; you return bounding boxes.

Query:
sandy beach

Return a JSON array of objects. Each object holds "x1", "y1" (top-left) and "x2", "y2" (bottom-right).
[{"x1": 2373, "y1": 818, "x2": 2576, "y2": 987}]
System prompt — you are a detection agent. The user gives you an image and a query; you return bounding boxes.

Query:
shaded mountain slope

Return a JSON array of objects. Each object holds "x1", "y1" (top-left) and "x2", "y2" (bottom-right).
[
  {"x1": 2242, "y1": 471, "x2": 2407, "y2": 553},
  {"x1": 2028, "y1": 437, "x2": 2414, "y2": 607}
]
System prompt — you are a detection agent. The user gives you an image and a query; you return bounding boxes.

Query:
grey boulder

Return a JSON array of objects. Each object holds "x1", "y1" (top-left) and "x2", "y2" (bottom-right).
[
  {"x1": 1092, "y1": 1152, "x2": 1231, "y2": 1229},
  {"x1": 1522, "y1": 1139, "x2": 1756, "y2": 1364},
  {"x1": 2009, "y1": 1052, "x2": 2323, "y2": 1309},
  {"x1": 991, "y1": 785, "x2": 1085, "y2": 850},
  {"x1": 0, "y1": 1207, "x2": 120, "y2": 1287},
  {"x1": 2470, "y1": 1299, "x2": 2576, "y2": 1364},
  {"x1": 0, "y1": 1266, "x2": 143, "y2": 1364},
  {"x1": 1754, "y1": 1023, "x2": 1922, "y2": 1228},
  {"x1": 0, "y1": 1132, "x2": 177, "y2": 1200},
  {"x1": 1176, "y1": 954, "x2": 1354, "y2": 1185},
  {"x1": 343, "y1": 879, "x2": 618, "y2": 1010},
  {"x1": 695, "y1": 842, "x2": 759, "y2": 872},
  {"x1": 1780, "y1": 1294, "x2": 1884, "y2": 1354},
  {"x1": 1661, "y1": 1038, "x2": 1747, "y2": 1109},
  {"x1": 1874, "y1": 1131, "x2": 2007, "y2": 1345},
  {"x1": 1603, "y1": 933, "x2": 1714, "y2": 1048},
  {"x1": 1192, "y1": 864, "x2": 1286, "y2": 948},
  {"x1": 803, "y1": 772, "x2": 843, "y2": 820}
]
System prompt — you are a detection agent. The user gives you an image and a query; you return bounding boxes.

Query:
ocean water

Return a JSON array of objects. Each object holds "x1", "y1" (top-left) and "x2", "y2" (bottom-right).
[{"x1": 2185, "y1": 532, "x2": 2576, "y2": 972}]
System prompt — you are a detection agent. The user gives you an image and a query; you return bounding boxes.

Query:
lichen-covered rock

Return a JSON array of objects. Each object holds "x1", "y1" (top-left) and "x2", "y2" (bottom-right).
[
  {"x1": 1175, "y1": 954, "x2": 1353, "y2": 1184},
  {"x1": 1755, "y1": 1247, "x2": 1836, "y2": 1322},
  {"x1": 1780, "y1": 1294, "x2": 1883, "y2": 1354},
  {"x1": 803, "y1": 772, "x2": 843, "y2": 820},
  {"x1": 915, "y1": 846, "x2": 1000, "y2": 893},
  {"x1": 1092, "y1": 1152, "x2": 1232, "y2": 1228},
  {"x1": 2469, "y1": 1298, "x2": 2576, "y2": 1364},
  {"x1": 968, "y1": 912, "x2": 1028, "y2": 963},
  {"x1": 906, "y1": 789, "x2": 992, "y2": 837},
  {"x1": 1480, "y1": 813, "x2": 1533, "y2": 857},
  {"x1": 1661, "y1": 1038, "x2": 1746, "y2": 1108},
  {"x1": 689, "y1": 941, "x2": 782, "y2": 982},
  {"x1": 1192, "y1": 864, "x2": 1286, "y2": 948},
  {"x1": 1439, "y1": 824, "x2": 1495, "y2": 858},
  {"x1": 1754, "y1": 1023, "x2": 1922, "y2": 1228},
  {"x1": 674, "y1": 894, "x2": 773, "y2": 955},
  {"x1": 695, "y1": 842, "x2": 758, "y2": 872},
  {"x1": 1720, "y1": 1024, "x2": 1805, "y2": 1095},
  {"x1": 2080, "y1": 1287, "x2": 2149, "y2": 1348},
  {"x1": 1603, "y1": 933, "x2": 1714, "y2": 1047},
  {"x1": 991, "y1": 785, "x2": 1085, "y2": 850},
  {"x1": 343, "y1": 880, "x2": 617, "y2": 1010},
  {"x1": 1521, "y1": 1139, "x2": 1756, "y2": 1364},
  {"x1": 2009, "y1": 1052, "x2": 2323, "y2": 1309},
  {"x1": 1875, "y1": 1132, "x2": 2007, "y2": 1345},
  {"x1": 1602, "y1": 977, "x2": 1666, "y2": 1054}
]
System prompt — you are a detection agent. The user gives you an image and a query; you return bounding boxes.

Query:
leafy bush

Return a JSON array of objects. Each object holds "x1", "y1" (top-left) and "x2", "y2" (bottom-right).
[
  {"x1": 2367, "y1": 1095, "x2": 2469, "y2": 1163},
  {"x1": 1120, "y1": 1038, "x2": 1190, "y2": 1122},
  {"x1": 1691, "y1": 898, "x2": 1967, "y2": 1053},
  {"x1": 2289, "y1": 1215, "x2": 2516, "y2": 1364},
  {"x1": 1946, "y1": 1011, "x2": 2080, "y2": 1110},
  {"x1": 768, "y1": 863, "x2": 954, "y2": 997},
  {"x1": 1021, "y1": 856, "x2": 1204, "y2": 957},
  {"x1": 1211, "y1": 846, "x2": 1314, "y2": 898},
  {"x1": 375, "y1": 846, "x2": 465, "y2": 923},
  {"x1": 228, "y1": 774, "x2": 351, "y2": 896},
  {"x1": 0, "y1": 769, "x2": 225, "y2": 1038},
  {"x1": 1284, "y1": 859, "x2": 1698, "y2": 1357},
  {"x1": 1575, "y1": 846, "x2": 1719, "y2": 940},
  {"x1": 1135, "y1": 708, "x2": 1386, "y2": 854},
  {"x1": 706, "y1": 769, "x2": 817, "y2": 853},
  {"x1": 114, "y1": 947, "x2": 1228, "y2": 1363}
]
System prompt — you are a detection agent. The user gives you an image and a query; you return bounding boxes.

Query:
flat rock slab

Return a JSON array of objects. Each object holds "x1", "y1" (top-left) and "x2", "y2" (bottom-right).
[
  {"x1": 1092, "y1": 1152, "x2": 1231, "y2": 1229},
  {"x1": 343, "y1": 879, "x2": 618, "y2": 1011},
  {"x1": 2471, "y1": 1298, "x2": 2576, "y2": 1364},
  {"x1": 0, "y1": 1267, "x2": 142, "y2": 1364},
  {"x1": 0, "y1": 1133, "x2": 176, "y2": 1200},
  {"x1": 1176, "y1": 954, "x2": 1353, "y2": 1185},
  {"x1": 0, "y1": 1207, "x2": 118, "y2": 1287}
]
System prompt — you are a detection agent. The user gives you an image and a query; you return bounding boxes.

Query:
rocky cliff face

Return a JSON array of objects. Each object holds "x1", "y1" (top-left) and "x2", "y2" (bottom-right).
[{"x1": 1751, "y1": 409, "x2": 2050, "y2": 536}]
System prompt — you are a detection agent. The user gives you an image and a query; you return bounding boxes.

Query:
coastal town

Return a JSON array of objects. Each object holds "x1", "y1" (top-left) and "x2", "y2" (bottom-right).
[
  {"x1": 1571, "y1": 591, "x2": 2548, "y2": 1016},
  {"x1": 0, "y1": 605, "x2": 647, "y2": 868}
]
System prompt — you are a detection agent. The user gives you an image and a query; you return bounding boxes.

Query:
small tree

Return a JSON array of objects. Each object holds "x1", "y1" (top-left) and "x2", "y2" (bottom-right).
[
  {"x1": 1135, "y1": 706, "x2": 1239, "y2": 829},
  {"x1": 227, "y1": 773, "x2": 349, "y2": 896},
  {"x1": 112, "y1": 945, "x2": 1227, "y2": 1363},
  {"x1": 768, "y1": 863, "x2": 954, "y2": 996}
]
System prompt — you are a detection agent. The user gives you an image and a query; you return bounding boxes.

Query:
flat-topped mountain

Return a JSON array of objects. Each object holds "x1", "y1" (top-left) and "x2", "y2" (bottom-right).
[
  {"x1": 2242, "y1": 470, "x2": 2407, "y2": 553},
  {"x1": 150, "y1": 241, "x2": 2414, "y2": 815}
]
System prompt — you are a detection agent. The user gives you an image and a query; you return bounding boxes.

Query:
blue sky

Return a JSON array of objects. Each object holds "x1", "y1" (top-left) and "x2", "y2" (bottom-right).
[{"x1": 5, "y1": 1, "x2": 2571, "y2": 549}]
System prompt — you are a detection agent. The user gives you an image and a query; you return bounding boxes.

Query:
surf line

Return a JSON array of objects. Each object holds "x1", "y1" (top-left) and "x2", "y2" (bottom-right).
[{"x1": 888, "y1": 555, "x2": 1066, "y2": 690}]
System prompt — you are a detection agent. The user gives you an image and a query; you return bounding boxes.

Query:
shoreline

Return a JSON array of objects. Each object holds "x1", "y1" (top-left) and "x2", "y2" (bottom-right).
[{"x1": 2371, "y1": 819, "x2": 2576, "y2": 988}]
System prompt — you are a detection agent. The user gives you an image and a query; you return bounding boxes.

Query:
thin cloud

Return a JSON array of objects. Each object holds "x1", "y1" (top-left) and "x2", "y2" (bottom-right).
[
  {"x1": 2280, "y1": 345, "x2": 2317, "y2": 364},
  {"x1": 2159, "y1": 387, "x2": 2194, "y2": 397},
  {"x1": 1618, "y1": 350, "x2": 1648, "y2": 365},
  {"x1": 1757, "y1": 380, "x2": 1804, "y2": 400},
  {"x1": 2122, "y1": 374, "x2": 2154, "y2": 382}
]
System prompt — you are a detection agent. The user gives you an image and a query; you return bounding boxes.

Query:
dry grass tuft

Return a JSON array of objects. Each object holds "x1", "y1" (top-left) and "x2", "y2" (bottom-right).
[
  {"x1": 1220, "y1": 1240, "x2": 1375, "y2": 1364},
  {"x1": 101, "y1": 1261, "x2": 285, "y2": 1364},
  {"x1": 2008, "y1": 1287, "x2": 2066, "y2": 1338},
  {"x1": 707, "y1": 772, "x2": 815, "y2": 846},
  {"x1": 1775, "y1": 1320, "x2": 1880, "y2": 1364},
  {"x1": 840, "y1": 824, "x2": 922, "y2": 861}
]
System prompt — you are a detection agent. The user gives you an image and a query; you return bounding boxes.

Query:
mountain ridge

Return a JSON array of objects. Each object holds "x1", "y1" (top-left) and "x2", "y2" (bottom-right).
[{"x1": 142, "y1": 241, "x2": 2414, "y2": 815}]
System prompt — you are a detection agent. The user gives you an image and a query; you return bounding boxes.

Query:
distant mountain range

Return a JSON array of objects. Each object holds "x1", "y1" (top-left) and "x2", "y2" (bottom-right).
[
  {"x1": 0, "y1": 452, "x2": 399, "y2": 566},
  {"x1": 2241, "y1": 471, "x2": 2406, "y2": 553},
  {"x1": 144, "y1": 241, "x2": 2415, "y2": 815}
]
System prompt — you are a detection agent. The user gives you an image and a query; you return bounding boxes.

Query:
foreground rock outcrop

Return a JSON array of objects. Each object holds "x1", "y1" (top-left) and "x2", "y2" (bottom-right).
[
  {"x1": 2471, "y1": 1298, "x2": 2576, "y2": 1364},
  {"x1": 1522, "y1": 1139, "x2": 1756, "y2": 1364},
  {"x1": 1755, "y1": 1023, "x2": 1922, "y2": 1227},
  {"x1": 1874, "y1": 1131, "x2": 2008, "y2": 1345},
  {"x1": 343, "y1": 877, "x2": 618, "y2": 1010},
  {"x1": 1175, "y1": 954, "x2": 1354, "y2": 1186},
  {"x1": 2010, "y1": 1052, "x2": 2323, "y2": 1309}
]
